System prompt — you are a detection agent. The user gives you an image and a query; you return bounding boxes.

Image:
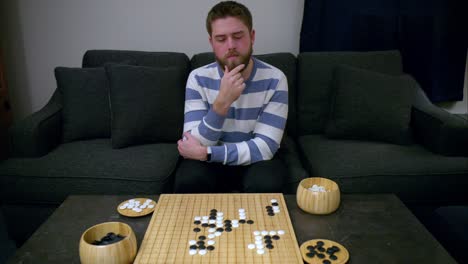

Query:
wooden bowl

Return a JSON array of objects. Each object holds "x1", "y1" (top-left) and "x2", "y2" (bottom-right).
[
  {"x1": 296, "y1": 177, "x2": 340, "y2": 215},
  {"x1": 79, "y1": 222, "x2": 137, "y2": 264}
]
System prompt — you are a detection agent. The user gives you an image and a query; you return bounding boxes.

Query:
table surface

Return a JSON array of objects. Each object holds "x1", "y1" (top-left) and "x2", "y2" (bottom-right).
[{"x1": 7, "y1": 194, "x2": 456, "y2": 264}]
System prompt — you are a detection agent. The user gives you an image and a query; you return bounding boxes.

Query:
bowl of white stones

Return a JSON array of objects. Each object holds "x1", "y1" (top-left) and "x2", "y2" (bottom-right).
[{"x1": 296, "y1": 177, "x2": 340, "y2": 215}]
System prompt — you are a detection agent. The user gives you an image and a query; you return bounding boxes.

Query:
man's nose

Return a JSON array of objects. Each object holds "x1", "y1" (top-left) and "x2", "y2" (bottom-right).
[{"x1": 227, "y1": 37, "x2": 236, "y2": 49}]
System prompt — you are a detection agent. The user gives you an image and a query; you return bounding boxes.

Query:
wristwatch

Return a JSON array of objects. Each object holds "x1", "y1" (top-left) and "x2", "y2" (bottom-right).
[{"x1": 206, "y1": 147, "x2": 212, "y2": 162}]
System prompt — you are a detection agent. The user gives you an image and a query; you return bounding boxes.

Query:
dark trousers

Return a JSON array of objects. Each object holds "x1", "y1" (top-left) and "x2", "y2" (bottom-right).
[{"x1": 174, "y1": 156, "x2": 287, "y2": 193}]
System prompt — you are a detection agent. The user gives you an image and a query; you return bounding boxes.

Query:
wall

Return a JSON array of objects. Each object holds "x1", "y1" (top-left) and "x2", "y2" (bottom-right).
[
  {"x1": 1, "y1": 0, "x2": 467, "y2": 121},
  {"x1": 0, "y1": 0, "x2": 304, "y2": 120}
]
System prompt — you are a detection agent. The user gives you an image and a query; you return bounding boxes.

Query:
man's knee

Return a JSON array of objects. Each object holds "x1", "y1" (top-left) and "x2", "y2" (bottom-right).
[
  {"x1": 174, "y1": 160, "x2": 215, "y2": 193},
  {"x1": 243, "y1": 158, "x2": 287, "y2": 193}
]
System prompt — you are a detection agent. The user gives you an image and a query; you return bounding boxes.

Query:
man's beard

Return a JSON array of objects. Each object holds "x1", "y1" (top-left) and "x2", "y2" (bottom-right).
[{"x1": 216, "y1": 45, "x2": 253, "y2": 72}]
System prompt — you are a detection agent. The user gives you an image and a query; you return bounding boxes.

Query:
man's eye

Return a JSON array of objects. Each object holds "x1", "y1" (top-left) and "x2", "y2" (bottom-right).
[{"x1": 216, "y1": 38, "x2": 226, "y2": 42}]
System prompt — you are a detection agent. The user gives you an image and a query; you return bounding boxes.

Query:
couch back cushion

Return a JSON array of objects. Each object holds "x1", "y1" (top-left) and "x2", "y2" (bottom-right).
[
  {"x1": 297, "y1": 50, "x2": 404, "y2": 135},
  {"x1": 78, "y1": 50, "x2": 190, "y2": 141},
  {"x1": 190, "y1": 52, "x2": 298, "y2": 137}
]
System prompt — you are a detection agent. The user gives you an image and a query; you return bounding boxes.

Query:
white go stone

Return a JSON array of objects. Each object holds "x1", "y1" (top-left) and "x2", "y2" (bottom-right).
[
  {"x1": 261, "y1": 230, "x2": 268, "y2": 236},
  {"x1": 256, "y1": 244, "x2": 264, "y2": 249},
  {"x1": 145, "y1": 199, "x2": 152, "y2": 203},
  {"x1": 216, "y1": 223, "x2": 224, "y2": 228},
  {"x1": 239, "y1": 215, "x2": 246, "y2": 220},
  {"x1": 207, "y1": 240, "x2": 215, "y2": 245},
  {"x1": 119, "y1": 205, "x2": 127, "y2": 210},
  {"x1": 232, "y1": 224, "x2": 239, "y2": 228},
  {"x1": 194, "y1": 216, "x2": 201, "y2": 221},
  {"x1": 129, "y1": 199, "x2": 135, "y2": 203},
  {"x1": 277, "y1": 230, "x2": 285, "y2": 235},
  {"x1": 202, "y1": 216, "x2": 209, "y2": 220},
  {"x1": 208, "y1": 234, "x2": 215, "y2": 239},
  {"x1": 255, "y1": 240, "x2": 263, "y2": 245},
  {"x1": 253, "y1": 231, "x2": 260, "y2": 236},
  {"x1": 208, "y1": 228, "x2": 216, "y2": 233},
  {"x1": 139, "y1": 205, "x2": 147, "y2": 209},
  {"x1": 214, "y1": 231, "x2": 222, "y2": 237},
  {"x1": 209, "y1": 219, "x2": 216, "y2": 224},
  {"x1": 248, "y1": 244, "x2": 256, "y2": 249},
  {"x1": 217, "y1": 212, "x2": 224, "y2": 216},
  {"x1": 132, "y1": 208, "x2": 142, "y2": 212},
  {"x1": 198, "y1": 249, "x2": 207, "y2": 255},
  {"x1": 255, "y1": 236, "x2": 262, "y2": 241},
  {"x1": 271, "y1": 199, "x2": 277, "y2": 203},
  {"x1": 231, "y1": 219, "x2": 239, "y2": 224},
  {"x1": 238, "y1": 208, "x2": 245, "y2": 213},
  {"x1": 269, "y1": 231, "x2": 277, "y2": 236},
  {"x1": 189, "y1": 249, "x2": 197, "y2": 255},
  {"x1": 148, "y1": 204, "x2": 154, "y2": 209},
  {"x1": 189, "y1": 240, "x2": 197, "y2": 245},
  {"x1": 257, "y1": 249, "x2": 265, "y2": 255}
]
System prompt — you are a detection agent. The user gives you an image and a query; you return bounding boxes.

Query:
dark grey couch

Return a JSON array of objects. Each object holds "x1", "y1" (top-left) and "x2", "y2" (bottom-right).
[{"x1": 0, "y1": 49, "x2": 467, "y2": 247}]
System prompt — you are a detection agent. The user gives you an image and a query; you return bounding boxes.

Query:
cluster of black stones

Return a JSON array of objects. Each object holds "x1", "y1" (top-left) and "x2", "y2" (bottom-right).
[
  {"x1": 305, "y1": 241, "x2": 340, "y2": 263},
  {"x1": 191, "y1": 208, "x2": 255, "y2": 252},
  {"x1": 266, "y1": 201, "x2": 279, "y2": 216},
  {"x1": 91, "y1": 232, "x2": 125, "y2": 245}
]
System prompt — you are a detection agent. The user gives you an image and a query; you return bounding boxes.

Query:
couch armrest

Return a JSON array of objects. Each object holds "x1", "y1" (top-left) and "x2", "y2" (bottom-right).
[
  {"x1": 411, "y1": 86, "x2": 468, "y2": 157},
  {"x1": 9, "y1": 90, "x2": 62, "y2": 157}
]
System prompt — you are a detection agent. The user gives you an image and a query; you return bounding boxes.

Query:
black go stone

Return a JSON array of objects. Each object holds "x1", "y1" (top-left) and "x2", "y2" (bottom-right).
[
  {"x1": 216, "y1": 228, "x2": 224, "y2": 232},
  {"x1": 307, "y1": 245, "x2": 315, "y2": 251},
  {"x1": 239, "y1": 219, "x2": 246, "y2": 224},
  {"x1": 198, "y1": 236, "x2": 206, "y2": 240},
  {"x1": 209, "y1": 216, "x2": 216, "y2": 220},
  {"x1": 224, "y1": 223, "x2": 232, "y2": 228},
  {"x1": 202, "y1": 223, "x2": 209, "y2": 228},
  {"x1": 323, "y1": 260, "x2": 331, "y2": 264},
  {"x1": 318, "y1": 247, "x2": 325, "y2": 252},
  {"x1": 224, "y1": 220, "x2": 231, "y2": 224},
  {"x1": 266, "y1": 206, "x2": 272, "y2": 210},
  {"x1": 210, "y1": 209, "x2": 217, "y2": 213},
  {"x1": 268, "y1": 212, "x2": 275, "y2": 216},
  {"x1": 193, "y1": 227, "x2": 201, "y2": 232},
  {"x1": 225, "y1": 227, "x2": 232, "y2": 232},
  {"x1": 306, "y1": 251, "x2": 315, "y2": 258},
  {"x1": 247, "y1": 220, "x2": 254, "y2": 224},
  {"x1": 272, "y1": 202, "x2": 279, "y2": 206},
  {"x1": 317, "y1": 253, "x2": 325, "y2": 259},
  {"x1": 209, "y1": 224, "x2": 216, "y2": 228},
  {"x1": 316, "y1": 241, "x2": 325, "y2": 247},
  {"x1": 207, "y1": 245, "x2": 215, "y2": 251},
  {"x1": 272, "y1": 235, "x2": 280, "y2": 240},
  {"x1": 266, "y1": 244, "x2": 274, "y2": 249},
  {"x1": 264, "y1": 235, "x2": 272, "y2": 240},
  {"x1": 330, "y1": 255, "x2": 338, "y2": 260},
  {"x1": 331, "y1": 246, "x2": 340, "y2": 252},
  {"x1": 197, "y1": 241, "x2": 205, "y2": 246},
  {"x1": 189, "y1": 245, "x2": 197, "y2": 250},
  {"x1": 194, "y1": 220, "x2": 201, "y2": 225},
  {"x1": 198, "y1": 245, "x2": 206, "y2": 250}
]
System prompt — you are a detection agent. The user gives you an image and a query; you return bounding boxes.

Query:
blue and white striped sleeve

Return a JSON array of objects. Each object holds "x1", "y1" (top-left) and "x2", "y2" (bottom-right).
[
  {"x1": 183, "y1": 71, "x2": 225, "y2": 146},
  {"x1": 209, "y1": 73, "x2": 288, "y2": 165}
]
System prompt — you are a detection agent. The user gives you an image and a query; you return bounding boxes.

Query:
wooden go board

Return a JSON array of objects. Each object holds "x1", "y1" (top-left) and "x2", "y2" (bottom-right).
[{"x1": 134, "y1": 193, "x2": 303, "y2": 264}]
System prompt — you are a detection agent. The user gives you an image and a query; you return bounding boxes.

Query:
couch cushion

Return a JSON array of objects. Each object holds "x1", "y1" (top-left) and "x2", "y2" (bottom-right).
[
  {"x1": 106, "y1": 64, "x2": 186, "y2": 148},
  {"x1": 297, "y1": 50, "x2": 404, "y2": 135},
  {"x1": 0, "y1": 139, "x2": 178, "y2": 203},
  {"x1": 325, "y1": 65, "x2": 415, "y2": 145},
  {"x1": 298, "y1": 134, "x2": 468, "y2": 204},
  {"x1": 55, "y1": 67, "x2": 110, "y2": 142}
]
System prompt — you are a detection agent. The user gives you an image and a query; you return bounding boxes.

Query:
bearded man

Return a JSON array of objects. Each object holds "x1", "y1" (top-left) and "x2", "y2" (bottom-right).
[{"x1": 175, "y1": 1, "x2": 289, "y2": 193}]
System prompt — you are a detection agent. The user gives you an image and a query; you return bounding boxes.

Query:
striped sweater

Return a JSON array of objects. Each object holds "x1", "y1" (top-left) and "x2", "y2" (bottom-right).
[{"x1": 183, "y1": 57, "x2": 288, "y2": 165}]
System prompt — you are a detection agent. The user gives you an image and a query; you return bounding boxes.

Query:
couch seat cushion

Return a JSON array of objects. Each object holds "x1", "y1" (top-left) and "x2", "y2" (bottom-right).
[
  {"x1": 0, "y1": 139, "x2": 179, "y2": 203},
  {"x1": 298, "y1": 134, "x2": 468, "y2": 204}
]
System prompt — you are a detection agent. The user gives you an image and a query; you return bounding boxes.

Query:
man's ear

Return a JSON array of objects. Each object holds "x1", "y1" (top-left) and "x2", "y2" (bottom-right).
[{"x1": 250, "y1": 29, "x2": 256, "y2": 46}]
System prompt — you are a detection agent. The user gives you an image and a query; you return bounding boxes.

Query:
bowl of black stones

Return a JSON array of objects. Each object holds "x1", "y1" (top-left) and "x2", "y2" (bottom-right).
[
  {"x1": 300, "y1": 239, "x2": 349, "y2": 264},
  {"x1": 79, "y1": 221, "x2": 137, "y2": 264}
]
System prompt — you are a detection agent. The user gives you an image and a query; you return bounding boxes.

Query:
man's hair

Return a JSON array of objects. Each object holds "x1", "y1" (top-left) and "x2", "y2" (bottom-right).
[{"x1": 206, "y1": 1, "x2": 252, "y2": 36}]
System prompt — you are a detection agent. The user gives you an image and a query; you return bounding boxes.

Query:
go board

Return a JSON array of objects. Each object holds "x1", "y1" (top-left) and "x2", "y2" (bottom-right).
[{"x1": 134, "y1": 193, "x2": 303, "y2": 264}]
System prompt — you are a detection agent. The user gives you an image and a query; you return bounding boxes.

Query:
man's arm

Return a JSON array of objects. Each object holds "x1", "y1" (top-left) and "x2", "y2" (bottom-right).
[{"x1": 208, "y1": 74, "x2": 288, "y2": 165}]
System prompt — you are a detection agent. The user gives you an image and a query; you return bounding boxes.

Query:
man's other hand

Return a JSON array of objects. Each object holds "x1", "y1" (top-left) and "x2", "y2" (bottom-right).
[{"x1": 177, "y1": 132, "x2": 208, "y2": 161}]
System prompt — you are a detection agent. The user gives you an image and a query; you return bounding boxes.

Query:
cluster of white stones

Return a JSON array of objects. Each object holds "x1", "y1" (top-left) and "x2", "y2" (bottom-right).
[
  {"x1": 247, "y1": 230, "x2": 286, "y2": 255},
  {"x1": 308, "y1": 184, "x2": 328, "y2": 192},
  {"x1": 119, "y1": 199, "x2": 155, "y2": 213}
]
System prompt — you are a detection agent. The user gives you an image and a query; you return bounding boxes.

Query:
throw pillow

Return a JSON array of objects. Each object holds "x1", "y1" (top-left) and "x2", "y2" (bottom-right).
[
  {"x1": 55, "y1": 67, "x2": 110, "y2": 142},
  {"x1": 105, "y1": 64, "x2": 185, "y2": 148},
  {"x1": 325, "y1": 64, "x2": 415, "y2": 145}
]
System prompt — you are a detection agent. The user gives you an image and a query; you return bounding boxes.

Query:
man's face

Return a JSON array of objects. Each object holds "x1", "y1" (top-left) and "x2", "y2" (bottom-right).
[{"x1": 209, "y1": 16, "x2": 255, "y2": 72}]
